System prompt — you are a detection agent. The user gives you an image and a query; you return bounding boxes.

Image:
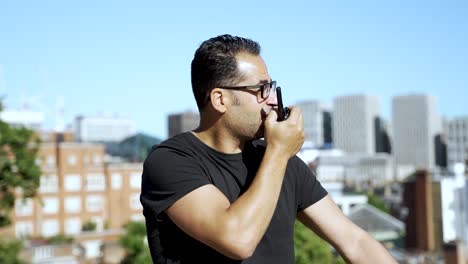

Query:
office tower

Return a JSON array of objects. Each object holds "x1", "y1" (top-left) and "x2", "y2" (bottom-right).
[
  {"x1": 296, "y1": 100, "x2": 324, "y2": 146},
  {"x1": 167, "y1": 111, "x2": 199, "y2": 138},
  {"x1": 333, "y1": 94, "x2": 380, "y2": 154},
  {"x1": 392, "y1": 94, "x2": 441, "y2": 169},
  {"x1": 444, "y1": 116, "x2": 468, "y2": 166},
  {"x1": 73, "y1": 115, "x2": 135, "y2": 142}
]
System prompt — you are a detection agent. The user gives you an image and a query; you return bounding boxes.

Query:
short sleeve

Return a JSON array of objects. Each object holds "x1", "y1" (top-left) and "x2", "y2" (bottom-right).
[
  {"x1": 292, "y1": 157, "x2": 328, "y2": 212},
  {"x1": 140, "y1": 146, "x2": 211, "y2": 219}
]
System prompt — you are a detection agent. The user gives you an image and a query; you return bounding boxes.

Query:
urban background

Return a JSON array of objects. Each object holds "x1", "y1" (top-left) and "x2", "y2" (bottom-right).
[
  {"x1": 1, "y1": 92, "x2": 467, "y2": 263},
  {"x1": 1, "y1": 1, "x2": 467, "y2": 264}
]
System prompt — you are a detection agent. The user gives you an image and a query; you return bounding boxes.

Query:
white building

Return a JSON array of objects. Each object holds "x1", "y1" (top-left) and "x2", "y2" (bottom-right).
[
  {"x1": 444, "y1": 116, "x2": 468, "y2": 166},
  {"x1": 296, "y1": 100, "x2": 324, "y2": 146},
  {"x1": 0, "y1": 110, "x2": 44, "y2": 130},
  {"x1": 297, "y1": 147, "x2": 394, "y2": 185},
  {"x1": 392, "y1": 94, "x2": 441, "y2": 169},
  {"x1": 333, "y1": 94, "x2": 380, "y2": 154},
  {"x1": 322, "y1": 182, "x2": 368, "y2": 216},
  {"x1": 73, "y1": 115, "x2": 135, "y2": 142},
  {"x1": 316, "y1": 152, "x2": 394, "y2": 185},
  {"x1": 440, "y1": 164, "x2": 468, "y2": 255}
]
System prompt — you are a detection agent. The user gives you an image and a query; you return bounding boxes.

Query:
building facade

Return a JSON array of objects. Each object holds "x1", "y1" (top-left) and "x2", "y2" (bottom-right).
[
  {"x1": 296, "y1": 100, "x2": 324, "y2": 146},
  {"x1": 2, "y1": 133, "x2": 143, "y2": 262},
  {"x1": 392, "y1": 94, "x2": 441, "y2": 169},
  {"x1": 0, "y1": 110, "x2": 44, "y2": 130},
  {"x1": 333, "y1": 94, "x2": 380, "y2": 154},
  {"x1": 167, "y1": 111, "x2": 200, "y2": 138},
  {"x1": 444, "y1": 116, "x2": 468, "y2": 166},
  {"x1": 73, "y1": 115, "x2": 135, "y2": 142}
]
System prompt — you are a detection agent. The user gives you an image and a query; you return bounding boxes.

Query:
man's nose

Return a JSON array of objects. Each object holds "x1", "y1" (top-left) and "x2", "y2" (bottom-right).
[{"x1": 266, "y1": 89, "x2": 278, "y2": 106}]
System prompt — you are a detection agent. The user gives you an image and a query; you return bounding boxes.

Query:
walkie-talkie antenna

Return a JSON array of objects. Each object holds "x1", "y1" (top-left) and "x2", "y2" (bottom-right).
[{"x1": 276, "y1": 87, "x2": 290, "y2": 121}]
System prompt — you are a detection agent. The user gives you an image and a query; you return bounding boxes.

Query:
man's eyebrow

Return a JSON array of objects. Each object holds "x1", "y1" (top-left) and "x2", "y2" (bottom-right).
[{"x1": 258, "y1": 79, "x2": 271, "y2": 84}]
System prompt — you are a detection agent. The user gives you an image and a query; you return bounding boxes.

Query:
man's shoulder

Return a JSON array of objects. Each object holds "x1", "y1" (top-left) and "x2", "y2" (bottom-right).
[{"x1": 145, "y1": 132, "x2": 199, "y2": 161}]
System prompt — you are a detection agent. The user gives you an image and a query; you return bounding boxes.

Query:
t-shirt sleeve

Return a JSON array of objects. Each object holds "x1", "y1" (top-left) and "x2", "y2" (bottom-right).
[
  {"x1": 140, "y1": 146, "x2": 211, "y2": 219},
  {"x1": 292, "y1": 156, "x2": 328, "y2": 212}
]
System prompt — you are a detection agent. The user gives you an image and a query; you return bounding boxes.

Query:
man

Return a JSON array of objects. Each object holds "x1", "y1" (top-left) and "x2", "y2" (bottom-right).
[{"x1": 141, "y1": 34, "x2": 397, "y2": 263}]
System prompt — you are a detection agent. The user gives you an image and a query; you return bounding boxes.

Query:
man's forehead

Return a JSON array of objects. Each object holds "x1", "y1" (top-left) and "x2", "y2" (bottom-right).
[{"x1": 235, "y1": 53, "x2": 270, "y2": 82}]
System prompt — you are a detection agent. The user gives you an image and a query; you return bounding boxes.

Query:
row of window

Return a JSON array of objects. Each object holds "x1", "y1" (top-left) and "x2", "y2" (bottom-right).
[
  {"x1": 15, "y1": 193, "x2": 142, "y2": 216},
  {"x1": 38, "y1": 154, "x2": 103, "y2": 167},
  {"x1": 16, "y1": 217, "x2": 97, "y2": 237},
  {"x1": 15, "y1": 213, "x2": 144, "y2": 238},
  {"x1": 39, "y1": 172, "x2": 142, "y2": 193}
]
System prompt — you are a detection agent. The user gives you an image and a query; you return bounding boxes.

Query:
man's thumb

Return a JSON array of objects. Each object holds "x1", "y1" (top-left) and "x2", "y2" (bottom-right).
[{"x1": 265, "y1": 109, "x2": 278, "y2": 124}]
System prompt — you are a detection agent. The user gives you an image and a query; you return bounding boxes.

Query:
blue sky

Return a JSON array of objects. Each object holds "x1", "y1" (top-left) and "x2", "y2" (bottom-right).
[{"x1": 1, "y1": 0, "x2": 467, "y2": 139}]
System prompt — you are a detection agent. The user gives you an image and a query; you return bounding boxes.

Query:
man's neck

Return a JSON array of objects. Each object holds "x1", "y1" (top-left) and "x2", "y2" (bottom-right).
[{"x1": 191, "y1": 125, "x2": 246, "y2": 154}]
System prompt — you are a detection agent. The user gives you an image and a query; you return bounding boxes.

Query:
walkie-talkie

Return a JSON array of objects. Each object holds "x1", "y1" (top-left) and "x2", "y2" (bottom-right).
[{"x1": 276, "y1": 87, "x2": 290, "y2": 121}]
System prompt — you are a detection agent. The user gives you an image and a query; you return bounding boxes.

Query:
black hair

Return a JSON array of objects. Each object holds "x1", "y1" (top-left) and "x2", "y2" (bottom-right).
[{"x1": 191, "y1": 34, "x2": 261, "y2": 111}]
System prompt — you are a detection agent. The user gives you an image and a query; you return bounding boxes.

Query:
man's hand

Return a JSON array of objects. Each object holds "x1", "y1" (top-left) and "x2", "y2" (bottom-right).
[{"x1": 264, "y1": 106, "x2": 304, "y2": 159}]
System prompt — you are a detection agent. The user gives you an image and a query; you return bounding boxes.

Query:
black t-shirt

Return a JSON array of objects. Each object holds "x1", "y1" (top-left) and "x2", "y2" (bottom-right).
[{"x1": 140, "y1": 132, "x2": 327, "y2": 264}]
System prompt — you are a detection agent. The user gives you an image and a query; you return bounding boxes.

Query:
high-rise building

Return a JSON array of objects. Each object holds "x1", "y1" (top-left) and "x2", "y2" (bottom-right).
[
  {"x1": 168, "y1": 111, "x2": 199, "y2": 138},
  {"x1": 73, "y1": 115, "x2": 135, "y2": 142},
  {"x1": 392, "y1": 94, "x2": 441, "y2": 169},
  {"x1": 296, "y1": 100, "x2": 324, "y2": 146},
  {"x1": 444, "y1": 116, "x2": 468, "y2": 166},
  {"x1": 333, "y1": 94, "x2": 380, "y2": 154}
]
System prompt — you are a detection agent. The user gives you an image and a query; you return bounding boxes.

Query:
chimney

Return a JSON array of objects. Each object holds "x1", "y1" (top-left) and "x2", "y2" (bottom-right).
[
  {"x1": 443, "y1": 241, "x2": 465, "y2": 264},
  {"x1": 403, "y1": 170, "x2": 435, "y2": 251}
]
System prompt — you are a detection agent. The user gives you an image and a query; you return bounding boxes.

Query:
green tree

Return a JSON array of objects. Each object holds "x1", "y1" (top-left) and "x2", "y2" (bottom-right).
[
  {"x1": 366, "y1": 192, "x2": 390, "y2": 214},
  {"x1": 0, "y1": 239, "x2": 27, "y2": 264},
  {"x1": 294, "y1": 221, "x2": 334, "y2": 264},
  {"x1": 81, "y1": 219, "x2": 97, "y2": 231},
  {"x1": 119, "y1": 221, "x2": 151, "y2": 264},
  {"x1": 47, "y1": 234, "x2": 74, "y2": 244},
  {"x1": 1, "y1": 100, "x2": 41, "y2": 264},
  {"x1": 0, "y1": 101, "x2": 41, "y2": 226}
]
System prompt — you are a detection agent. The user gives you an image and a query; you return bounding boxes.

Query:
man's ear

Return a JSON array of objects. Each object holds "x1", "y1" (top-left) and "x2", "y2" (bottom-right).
[{"x1": 209, "y1": 88, "x2": 227, "y2": 113}]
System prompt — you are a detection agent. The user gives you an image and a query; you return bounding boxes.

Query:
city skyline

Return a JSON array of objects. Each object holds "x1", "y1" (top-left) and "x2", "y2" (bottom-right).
[{"x1": 1, "y1": 0, "x2": 467, "y2": 139}]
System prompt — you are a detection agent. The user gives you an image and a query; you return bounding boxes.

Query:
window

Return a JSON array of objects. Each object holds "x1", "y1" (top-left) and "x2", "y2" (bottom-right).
[
  {"x1": 130, "y1": 193, "x2": 142, "y2": 210},
  {"x1": 90, "y1": 217, "x2": 104, "y2": 231},
  {"x1": 86, "y1": 173, "x2": 106, "y2": 191},
  {"x1": 86, "y1": 195, "x2": 104, "y2": 212},
  {"x1": 15, "y1": 221, "x2": 34, "y2": 237},
  {"x1": 130, "y1": 173, "x2": 141, "y2": 189},
  {"x1": 42, "y1": 197, "x2": 59, "y2": 215},
  {"x1": 40, "y1": 174, "x2": 58, "y2": 193},
  {"x1": 82, "y1": 240, "x2": 102, "y2": 259},
  {"x1": 65, "y1": 196, "x2": 81, "y2": 213},
  {"x1": 65, "y1": 174, "x2": 81, "y2": 191},
  {"x1": 15, "y1": 198, "x2": 33, "y2": 216},
  {"x1": 65, "y1": 218, "x2": 81, "y2": 235},
  {"x1": 42, "y1": 219, "x2": 59, "y2": 237},
  {"x1": 68, "y1": 155, "x2": 77, "y2": 165},
  {"x1": 111, "y1": 173, "x2": 122, "y2": 190},
  {"x1": 93, "y1": 155, "x2": 101, "y2": 165},
  {"x1": 46, "y1": 155, "x2": 55, "y2": 166}
]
